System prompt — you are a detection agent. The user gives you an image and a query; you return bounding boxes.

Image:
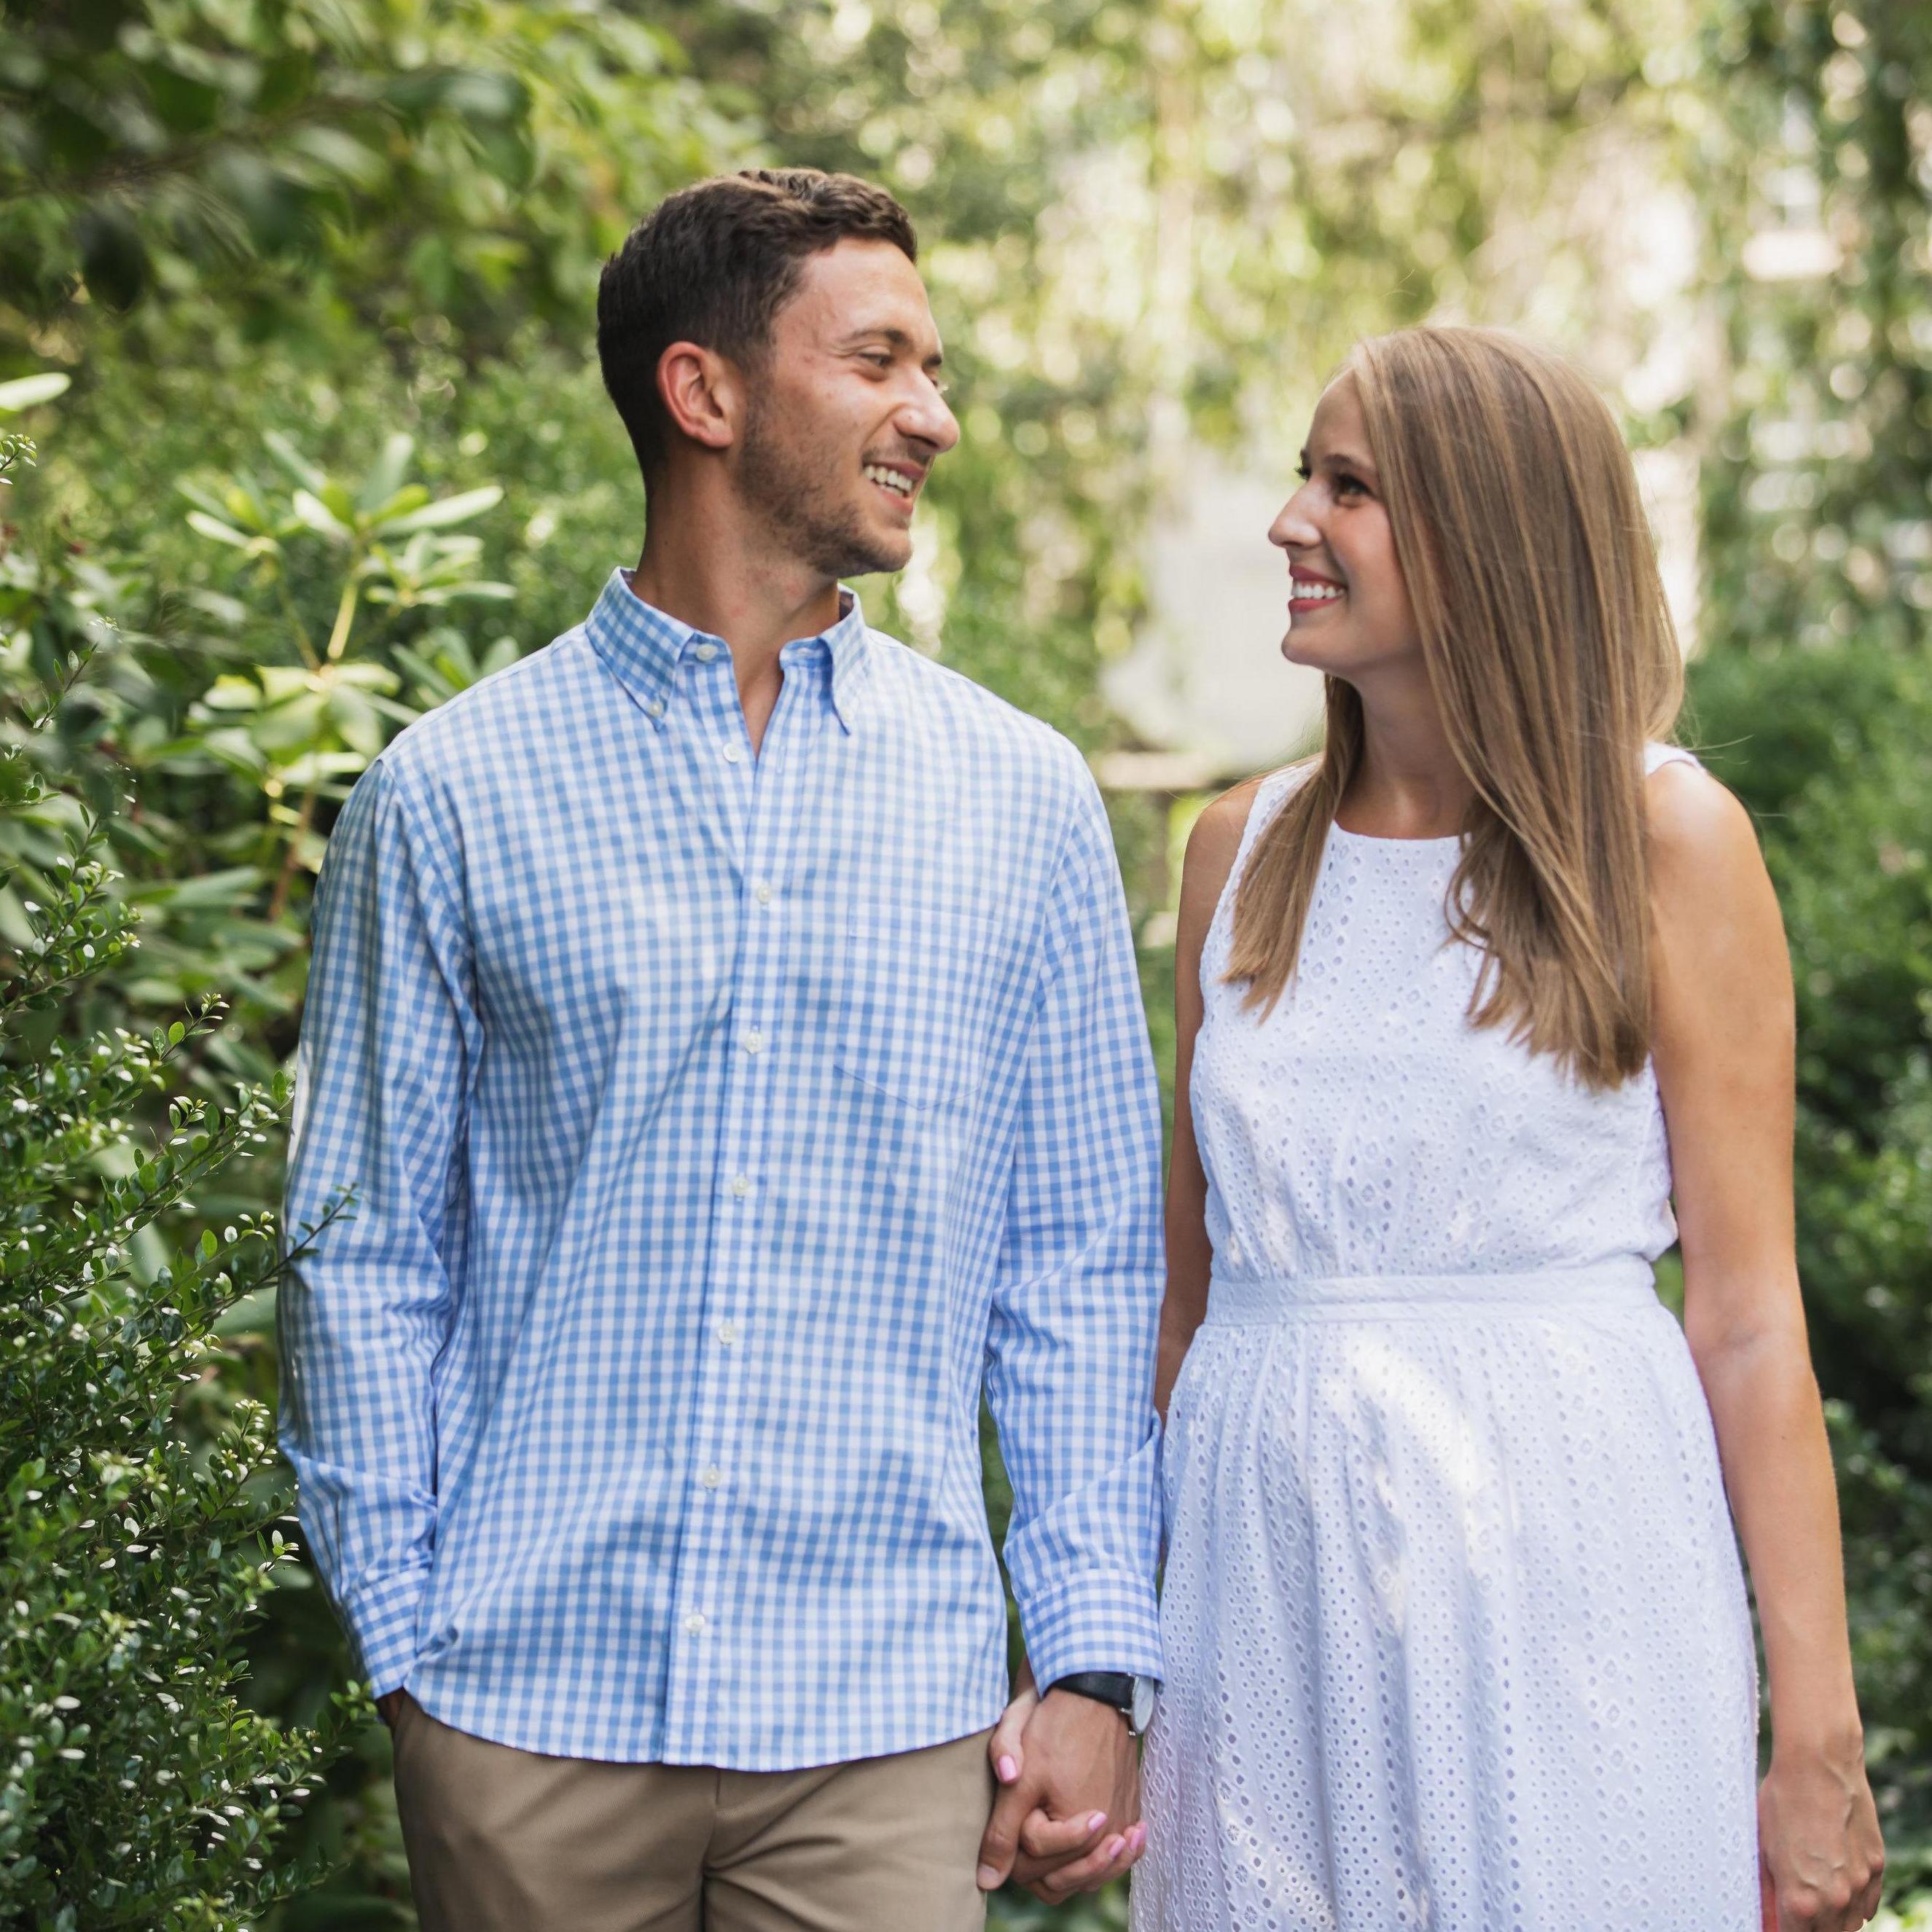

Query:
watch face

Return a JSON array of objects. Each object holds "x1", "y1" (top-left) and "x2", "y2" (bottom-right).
[{"x1": 1131, "y1": 1675, "x2": 1158, "y2": 1735}]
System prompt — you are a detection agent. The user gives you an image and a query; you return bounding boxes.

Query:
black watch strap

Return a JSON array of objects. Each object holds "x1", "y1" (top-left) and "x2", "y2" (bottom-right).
[{"x1": 1049, "y1": 1670, "x2": 1135, "y2": 1715}]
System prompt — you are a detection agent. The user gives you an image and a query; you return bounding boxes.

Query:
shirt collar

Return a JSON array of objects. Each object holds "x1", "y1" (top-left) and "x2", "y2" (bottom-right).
[{"x1": 584, "y1": 568, "x2": 874, "y2": 733}]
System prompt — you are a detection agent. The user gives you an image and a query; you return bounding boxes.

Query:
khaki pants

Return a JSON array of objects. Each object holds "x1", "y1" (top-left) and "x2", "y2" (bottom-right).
[{"x1": 391, "y1": 1695, "x2": 993, "y2": 1932}]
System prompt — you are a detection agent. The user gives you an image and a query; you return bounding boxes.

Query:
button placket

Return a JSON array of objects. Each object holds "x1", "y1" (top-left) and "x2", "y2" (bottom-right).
[{"x1": 661, "y1": 665, "x2": 815, "y2": 1762}]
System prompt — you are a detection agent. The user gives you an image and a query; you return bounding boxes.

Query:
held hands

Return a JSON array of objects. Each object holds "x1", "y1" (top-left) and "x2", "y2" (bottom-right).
[
  {"x1": 1758, "y1": 1740, "x2": 1884, "y2": 1931},
  {"x1": 976, "y1": 1675, "x2": 1146, "y2": 1903}
]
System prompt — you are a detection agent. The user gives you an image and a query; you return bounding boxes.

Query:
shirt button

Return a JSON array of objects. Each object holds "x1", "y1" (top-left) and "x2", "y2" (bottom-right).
[
  {"x1": 716, "y1": 1319, "x2": 739, "y2": 1347},
  {"x1": 684, "y1": 1611, "x2": 708, "y2": 1635},
  {"x1": 754, "y1": 881, "x2": 774, "y2": 907},
  {"x1": 730, "y1": 1173, "x2": 752, "y2": 1199},
  {"x1": 700, "y1": 1466, "x2": 724, "y2": 1490},
  {"x1": 742, "y1": 1028, "x2": 764, "y2": 1055},
  {"x1": 695, "y1": 642, "x2": 719, "y2": 662},
  {"x1": 646, "y1": 698, "x2": 666, "y2": 719},
  {"x1": 721, "y1": 741, "x2": 743, "y2": 764}
]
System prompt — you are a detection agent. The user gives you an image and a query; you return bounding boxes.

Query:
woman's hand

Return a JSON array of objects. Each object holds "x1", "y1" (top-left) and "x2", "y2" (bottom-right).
[
  {"x1": 987, "y1": 1665, "x2": 1039, "y2": 1791},
  {"x1": 979, "y1": 1661, "x2": 1146, "y2": 1898},
  {"x1": 1757, "y1": 1740, "x2": 1884, "y2": 1931}
]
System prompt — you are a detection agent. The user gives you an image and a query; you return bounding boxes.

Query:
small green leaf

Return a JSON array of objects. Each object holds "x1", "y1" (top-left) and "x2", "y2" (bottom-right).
[
  {"x1": 261, "y1": 431, "x2": 326, "y2": 492},
  {"x1": 376, "y1": 485, "x2": 504, "y2": 534},
  {"x1": 0, "y1": 372, "x2": 71, "y2": 412},
  {"x1": 186, "y1": 512, "x2": 259, "y2": 552},
  {"x1": 290, "y1": 490, "x2": 350, "y2": 539},
  {"x1": 356, "y1": 433, "x2": 417, "y2": 514}
]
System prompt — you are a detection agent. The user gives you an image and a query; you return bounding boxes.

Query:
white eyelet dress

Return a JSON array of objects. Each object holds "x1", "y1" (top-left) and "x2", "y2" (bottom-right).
[{"x1": 1135, "y1": 746, "x2": 1760, "y2": 1932}]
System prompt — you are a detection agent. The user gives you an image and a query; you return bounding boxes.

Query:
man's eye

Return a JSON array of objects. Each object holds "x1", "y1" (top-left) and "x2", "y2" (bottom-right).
[{"x1": 861, "y1": 353, "x2": 893, "y2": 370}]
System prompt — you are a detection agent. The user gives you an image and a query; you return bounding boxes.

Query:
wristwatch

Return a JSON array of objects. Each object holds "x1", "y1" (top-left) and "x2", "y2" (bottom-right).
[{"x1": 1049, "y1": 1671, "x2": 1159, "y2": 1737}]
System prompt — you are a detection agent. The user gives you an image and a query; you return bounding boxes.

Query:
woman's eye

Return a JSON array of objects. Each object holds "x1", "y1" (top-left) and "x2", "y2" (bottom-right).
[{"x1": 1333, "y1": 473, "x2": 1367, "y2": 499}]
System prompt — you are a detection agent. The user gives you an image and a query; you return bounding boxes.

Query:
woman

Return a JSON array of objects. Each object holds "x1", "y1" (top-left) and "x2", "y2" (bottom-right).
[{"x1": 1002, "y1": 326, "x2": 1884, "y2": 1928}]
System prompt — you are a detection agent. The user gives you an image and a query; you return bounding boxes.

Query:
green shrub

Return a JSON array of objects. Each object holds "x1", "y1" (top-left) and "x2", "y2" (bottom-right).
[
  {"x1": 0, "y1": 424, "x2": 343, "y2": 1930},
  {"x1": 1689, "y1": 635, "x2": 1932, "y2": 1875}
]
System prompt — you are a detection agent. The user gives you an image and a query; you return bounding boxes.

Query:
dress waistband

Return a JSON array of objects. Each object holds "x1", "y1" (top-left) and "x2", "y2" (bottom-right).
[{"x1": 1202, "y1": 1259, "x2": 1662, "y2": 1327}]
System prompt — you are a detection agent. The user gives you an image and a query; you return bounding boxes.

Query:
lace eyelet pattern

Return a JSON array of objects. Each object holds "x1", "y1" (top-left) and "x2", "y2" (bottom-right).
[{"x1": 1135, "y1": 751, "x2": 1761, "y2": 1932}]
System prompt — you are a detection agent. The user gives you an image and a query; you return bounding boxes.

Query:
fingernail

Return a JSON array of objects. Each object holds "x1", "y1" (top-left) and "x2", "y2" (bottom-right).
[
  {"x1": 1130, "y1": 1824, "x2": 1148, "y2": 1851},
  {"x1": 1103, "y1": 1836, "x2": 1127, "y2": 1861},
  {"x1": 977, "y1": 1865, "x2": 1001, "y2": 1891},
  {"x1": 996, "y1": 1754, "x2": 1017, "y2": 1783},
  {"x1": 1088, "y1": 1811, "x2": 1108, "y2": 1833}
]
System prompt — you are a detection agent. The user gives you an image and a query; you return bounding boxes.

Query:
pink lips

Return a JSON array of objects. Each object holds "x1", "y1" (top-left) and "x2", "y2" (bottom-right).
[{"x1": 1288, "y1": 568, "x2": 1345, "y2": 611}]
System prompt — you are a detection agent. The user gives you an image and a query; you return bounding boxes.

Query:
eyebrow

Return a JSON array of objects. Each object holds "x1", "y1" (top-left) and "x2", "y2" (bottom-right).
[
  {"x1": 837, "y1": 324, "x2": 945, "y2": 372},
  {"x1": 1299, "y1": 445, "x2": 1377, "y2": 477}
]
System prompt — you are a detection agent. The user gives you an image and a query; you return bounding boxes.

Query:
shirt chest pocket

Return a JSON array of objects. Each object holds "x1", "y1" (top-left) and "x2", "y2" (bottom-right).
[{"x1": 835, "y1": 904, "x2": 1009, "y2": 1110}]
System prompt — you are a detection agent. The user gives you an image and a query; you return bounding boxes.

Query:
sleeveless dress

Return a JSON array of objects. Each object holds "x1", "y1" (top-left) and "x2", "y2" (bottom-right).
[{"x1": 1135, "y1": 746, "x2": 1760, "y2": 1932}]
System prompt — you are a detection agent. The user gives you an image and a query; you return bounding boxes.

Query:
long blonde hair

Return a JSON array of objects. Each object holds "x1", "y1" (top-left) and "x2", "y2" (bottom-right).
[{"x1": 1225, "y1": 326, "x2": 1684, "y2": 1090}]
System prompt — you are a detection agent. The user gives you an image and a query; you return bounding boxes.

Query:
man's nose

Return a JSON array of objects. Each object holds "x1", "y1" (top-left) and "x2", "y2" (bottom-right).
[{"x1": 902, "y1": 385, "x2": 961, "y2": 455}]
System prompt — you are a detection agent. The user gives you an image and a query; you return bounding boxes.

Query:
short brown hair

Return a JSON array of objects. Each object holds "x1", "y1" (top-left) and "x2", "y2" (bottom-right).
[{"x1": 597, "y1": 168, "x2": 918, "y2": 480}]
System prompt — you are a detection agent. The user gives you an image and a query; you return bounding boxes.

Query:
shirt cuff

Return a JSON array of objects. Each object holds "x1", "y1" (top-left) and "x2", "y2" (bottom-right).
[
  {"x1": 1017, "y1": 1570, "x2": 1164, "y2": 1692},
  {"x1": 341, "y1": 1567, "x2": 431, "y2": 1698}
]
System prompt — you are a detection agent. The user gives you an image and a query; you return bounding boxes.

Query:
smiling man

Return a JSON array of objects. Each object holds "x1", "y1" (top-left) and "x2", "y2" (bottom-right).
[{"x1": 278, "y1": 169, "x2": 1165, "y2": 1931}]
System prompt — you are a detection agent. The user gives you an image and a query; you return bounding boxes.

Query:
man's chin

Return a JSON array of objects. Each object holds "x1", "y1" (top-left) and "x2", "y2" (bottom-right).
[{"x1": 826, "y1": 531, "x2": 913, "y2": 580}]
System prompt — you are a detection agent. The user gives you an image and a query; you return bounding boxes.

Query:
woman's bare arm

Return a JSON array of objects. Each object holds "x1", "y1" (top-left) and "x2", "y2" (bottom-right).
[
  {"x1": 1155, "y1": 778, "x2": 1262, "y2": 1420},
  {"x1": 1647, "y1": 759, "x2": 1882, "y2": 1931}
]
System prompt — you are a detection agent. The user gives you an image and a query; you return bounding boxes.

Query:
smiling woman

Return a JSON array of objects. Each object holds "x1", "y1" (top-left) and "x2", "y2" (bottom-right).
[
  {"x1": 1138, "y1": 324, "x2": 1883, "y2": 1932},
  {"x1": 1235, "y1": 329, "x2": 1683, "y2": 1081}
]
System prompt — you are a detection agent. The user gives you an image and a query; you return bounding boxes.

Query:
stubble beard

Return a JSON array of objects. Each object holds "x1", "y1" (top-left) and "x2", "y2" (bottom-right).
[{"x1": 737, "y1": 391, "x2": 910, "y2": 582}]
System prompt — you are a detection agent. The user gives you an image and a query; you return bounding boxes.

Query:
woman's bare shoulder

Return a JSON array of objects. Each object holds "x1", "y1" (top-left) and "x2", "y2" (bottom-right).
[
  {"x1": 1644, "y1": 759, "x2": 1788, "y2": 1004},
  {"x1": 1189, "y1": 773, "x2": 1270, "y2": 861},
  {"x1": 1178, "y1": 770, "x2": 1288, "y2": 934},
  {"x1": 1644, "y1": 758, "x2": 1765, "y2": 902}
]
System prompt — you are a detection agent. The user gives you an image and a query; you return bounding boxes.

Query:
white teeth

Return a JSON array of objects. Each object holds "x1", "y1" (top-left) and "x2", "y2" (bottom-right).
[
  {"x1": 864, "y1": 464, "x2": 912, "y2": 497},
  {"x1": 1294, "y1": 581, "x2": 1345, "y2": 601}
]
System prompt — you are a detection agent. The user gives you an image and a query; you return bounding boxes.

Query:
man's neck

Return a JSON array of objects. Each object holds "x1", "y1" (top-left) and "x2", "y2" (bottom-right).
[
  {"x1": 625, "y1": 493, "x2": 847, "y2": 757},
  {"x1": 627, "y1": 498, "x2": 845, "y2": 674}
]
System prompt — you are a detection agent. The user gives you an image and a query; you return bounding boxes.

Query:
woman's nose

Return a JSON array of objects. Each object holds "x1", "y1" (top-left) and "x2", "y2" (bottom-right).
[{"x1": 1269, "y1": 489, "x2": 1322, "y2": 552}]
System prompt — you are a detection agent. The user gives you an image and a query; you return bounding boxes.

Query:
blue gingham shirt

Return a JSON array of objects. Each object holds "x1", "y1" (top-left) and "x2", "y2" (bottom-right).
[{"x1": 279, "y1": 569, "x2": 1165, "y2": 1768}]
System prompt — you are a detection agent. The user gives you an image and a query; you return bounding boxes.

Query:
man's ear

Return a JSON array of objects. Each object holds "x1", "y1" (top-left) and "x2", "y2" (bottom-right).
[{"x1": 655, "y1": 341, "x2": 741, "y2": 454}]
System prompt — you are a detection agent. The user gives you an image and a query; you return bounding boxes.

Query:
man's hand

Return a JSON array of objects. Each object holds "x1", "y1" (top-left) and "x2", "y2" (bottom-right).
[
  {"x1": 376, "y1": 1689, "x2": 408, "y2": 1729},
  {"x1": 977, "y1": 1686, "x2": 1144, "y2": 1902}
]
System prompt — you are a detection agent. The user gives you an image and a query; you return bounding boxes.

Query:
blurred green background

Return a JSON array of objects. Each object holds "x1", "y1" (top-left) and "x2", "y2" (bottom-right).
[{"x1": 2, "y1": 0, "x2": 1930, "y2": 1923}]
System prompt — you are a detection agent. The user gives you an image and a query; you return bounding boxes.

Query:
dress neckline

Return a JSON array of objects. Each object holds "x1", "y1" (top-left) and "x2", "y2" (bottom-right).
[{"x1": 1328, "y1": 823, "x2": 1462, "y2": 849}]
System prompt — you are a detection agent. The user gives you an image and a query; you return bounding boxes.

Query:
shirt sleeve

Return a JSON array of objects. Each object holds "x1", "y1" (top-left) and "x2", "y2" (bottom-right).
[
  {"x1": 984, "y1": 756, "x2": 1166, "y2": 1690},
  {"x1": 278, "y1": 754, "x2": 479, "y2": 1697}
]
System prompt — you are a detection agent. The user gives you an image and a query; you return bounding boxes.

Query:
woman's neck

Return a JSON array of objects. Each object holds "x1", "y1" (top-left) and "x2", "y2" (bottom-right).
[{"x1": 1338, "y1": 675, "x2": 1474, "y2": 840}]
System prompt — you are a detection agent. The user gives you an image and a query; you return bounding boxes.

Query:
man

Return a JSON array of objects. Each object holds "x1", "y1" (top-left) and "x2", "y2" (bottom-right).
[{"x1": 279, "y1": 168, "x2": 1164, "y2": 1931}]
